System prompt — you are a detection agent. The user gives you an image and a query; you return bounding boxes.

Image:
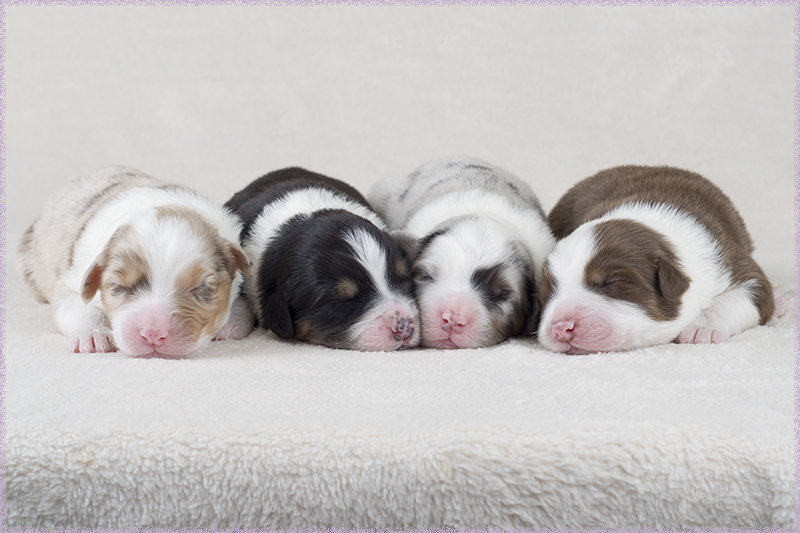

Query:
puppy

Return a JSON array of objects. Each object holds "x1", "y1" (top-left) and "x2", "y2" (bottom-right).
[
  {"x1": 368, "y1": 156, "x2": 556, "y2": 349},
  {"x1": 538, "y1": 165, "x2": 777, "y2": 354},
  {"x1": 17, "y1": 166, "x2": 252, "y2": 357},
  {"x1": 223, "y1": 167, "x2": 420, "y2": 351}
]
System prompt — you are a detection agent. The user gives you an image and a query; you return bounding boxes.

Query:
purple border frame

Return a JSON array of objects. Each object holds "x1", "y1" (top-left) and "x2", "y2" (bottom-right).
[{"x1": 0, "y1": 1, "x2": 795, "y2": 531}]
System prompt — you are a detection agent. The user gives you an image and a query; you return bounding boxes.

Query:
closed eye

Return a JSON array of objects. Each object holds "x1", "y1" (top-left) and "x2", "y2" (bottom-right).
[
  {"x1": 414, "y1": 268, "x2": 435, "y2": 283},
  {"x1": 191, "y1": 278, "x2": 217, "y2": 303}
]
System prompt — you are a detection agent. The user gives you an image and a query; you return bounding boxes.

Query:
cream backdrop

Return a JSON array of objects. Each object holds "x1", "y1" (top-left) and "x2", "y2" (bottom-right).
[{"x1": 6, "y1": 6, "x2": 794, "y2": 291}]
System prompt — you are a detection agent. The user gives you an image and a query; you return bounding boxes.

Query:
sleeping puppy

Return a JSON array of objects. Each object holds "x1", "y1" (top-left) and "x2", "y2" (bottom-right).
[
  {"x1": 17, "y1": 166, "x2": 252, "y2": 357},
  {"x1": 538, "y1": 165, "x2": 778, "y2": 354},
  {"x1": 368, "y1": 156, "x2": 556, "y2": 349},
  {"x1": 223, "y1": 167, "x2": 420, "y2": 351}
]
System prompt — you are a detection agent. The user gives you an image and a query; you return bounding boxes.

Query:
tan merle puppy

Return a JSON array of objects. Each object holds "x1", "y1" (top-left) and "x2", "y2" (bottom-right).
[
  {"x1": 18, "y1": 166, "x2": 251, "y2": 357},
  {"x1": 538, "y1": 165, "x2": 779, "y2": 354}
]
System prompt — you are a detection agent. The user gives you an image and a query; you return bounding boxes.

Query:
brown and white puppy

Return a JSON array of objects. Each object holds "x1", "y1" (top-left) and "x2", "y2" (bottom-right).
[
  {"x1": 17, "y1": 166, "x2": 252, "y2": 357},
  {"x1": 538, "y1": 165, "x2": 777, "y2": 354}
]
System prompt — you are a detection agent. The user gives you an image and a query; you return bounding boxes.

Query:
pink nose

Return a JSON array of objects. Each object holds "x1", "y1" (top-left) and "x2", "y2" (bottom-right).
[
  {"x1": 551, "y1": 320, "x2": 575, "y2": 343},
  {"x1": 442, "y1": 311, "x2": 468, "y2": 332},
  {"x1": 140, "y1": 327, "x2": 169, "y2": 346}
]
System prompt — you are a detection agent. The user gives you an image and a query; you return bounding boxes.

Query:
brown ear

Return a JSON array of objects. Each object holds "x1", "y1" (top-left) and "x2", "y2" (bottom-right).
[
  {"x1": 80, "y1": 261, "x2": 104, "y2": 304},
  {"x1": 657, "y1": 256, "x2": 691, "y2": 303},
  {"x1": 226, "y1": 241, "x2": 253, "y2": 277},
  {"x1": 390, "y1": 230, "x2": 419, "y2": 263}
]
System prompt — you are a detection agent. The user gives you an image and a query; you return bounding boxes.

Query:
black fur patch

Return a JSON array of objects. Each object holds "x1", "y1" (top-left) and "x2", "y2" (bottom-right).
[
  {"x1": 255, "y1": 211, "x2": 415, "y2": 348},
  {"x1": 225, "y1": 167, "x2": 373, "y2": 242}
]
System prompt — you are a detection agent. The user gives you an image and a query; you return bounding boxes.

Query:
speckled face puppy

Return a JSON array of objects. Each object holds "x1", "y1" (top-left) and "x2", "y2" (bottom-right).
[
  {"x1": 17, "y1": 166, "x2": 252, "y2": 357},
  {"x1": 368, "y1": 156, "x2": 556, "y2": 349},
  {"x1": 223, "y1": 167, "x2": 420, "y2": 351},
  {"x1": 538, "y1": 165, "x2": 778, "y2": 354}
]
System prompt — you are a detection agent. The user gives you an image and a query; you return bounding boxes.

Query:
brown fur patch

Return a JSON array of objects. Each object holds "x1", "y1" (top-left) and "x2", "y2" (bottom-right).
[
  {"x1": 550, "y1": 166, "x2": 774, "y2": 324},
  {"x1": 98, "y1": 225, "x2": 151, "y2": 315},
  {"x1": 586, "y1": 220, "x2": 690, "y2": 321},
  {"x1": 537, "y1": 262, "x2": 557, "y2": 311},
  {"x1": 336, "y1": 279, "x2": 359, "y2": 300},
  {"x1": 395, "y1": 259, "x2": 409, "y2": 278}
]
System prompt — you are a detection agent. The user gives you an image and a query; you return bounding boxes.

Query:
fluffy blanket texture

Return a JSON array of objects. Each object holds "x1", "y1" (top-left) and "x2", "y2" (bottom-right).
[{"x1": 5, "y1": 243, "x2": 795, "y2": 528}]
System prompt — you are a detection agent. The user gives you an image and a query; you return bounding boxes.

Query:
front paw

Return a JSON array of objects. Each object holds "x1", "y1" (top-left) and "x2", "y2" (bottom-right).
[
  {"x1": 677, "y1": 324, "x2": 724, "y2": 344},
  {"x1": 772, "y1": 285, "x2": 788, "y2": 319},
  {"x1": 70, "y1": 330, "x2": 117, "y2": 353},
  {"x1": 214, "y1": 319, "x2": 253, "y2": 341}
]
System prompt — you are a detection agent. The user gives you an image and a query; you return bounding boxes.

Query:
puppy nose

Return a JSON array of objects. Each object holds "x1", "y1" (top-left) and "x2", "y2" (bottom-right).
[
  {"x1": 140, "y1": 327, "x2": 168, "y2": 346},
  {"x1": 442, "y1": 311, "x2": 468, "y2": 332},
  {"x1": 551, "y1": 320, "x2": 575, "y2": 342},
  {"x1": 391, "y1": 316, "x2": 415, "y2": 342}
]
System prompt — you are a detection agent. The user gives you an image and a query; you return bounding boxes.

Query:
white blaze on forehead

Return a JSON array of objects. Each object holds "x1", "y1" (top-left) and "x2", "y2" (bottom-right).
[
  {"x1": 130, "y1": 212, "x2": 212, "y2": 297},
  {"x1": 419, "y1": 218, "x2": 526, "y2": 286},
  {"x1": 343, "y1": 228, "x2": 400, "y2": 302}
]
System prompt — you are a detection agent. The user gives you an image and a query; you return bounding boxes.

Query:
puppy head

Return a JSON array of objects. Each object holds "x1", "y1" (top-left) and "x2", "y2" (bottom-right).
[
  {"x1": 258, "y1": 211, "x2": 420, "y2": 351},
  {"x1": 537, "y1": 219, "x2": 691, "y2": 354},
  {"x1": 81, "y1": 206, "x2": 251, "y2": 358},
  {"x1": 412, "y1": 216, "x2": 538, "y2": 349}
]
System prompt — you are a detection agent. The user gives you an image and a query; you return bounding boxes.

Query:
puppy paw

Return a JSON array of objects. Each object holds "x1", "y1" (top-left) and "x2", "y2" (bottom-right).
[
  {"x1": 214, "y1": 319, "x2": 253, "y2": 341},
  {"x1": 70, "y1": 330, "x2": 117, "y2": 353},
  {"x1": 772, "y1": 285, "x2": 788, "y2": 319},
  {"x1": 214, "y1": 296, "x2": 254, "y2": 341},
  {"x1": 677, "y1": 324, "x2": 725, "y2": 344}
]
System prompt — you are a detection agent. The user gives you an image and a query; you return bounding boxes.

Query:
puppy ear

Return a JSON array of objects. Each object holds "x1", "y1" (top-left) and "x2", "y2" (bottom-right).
[
  {"x1": 224, "y1": 241, "x2": 253, "y2": 277},
  {"x1": 390, "y1": 230, "x2": 419, "y2": 263},
  {"x1": 262, "y1": 291, "x2": 294, "y2": 339},
  {"x1": 523, "y1": 273, "x2": 542, "y2": 335},
  {"x1": 657, "y1": 256, "x2": 691, "y2": 302},
  {"x1": 80, "y1": 260, "x2": 104, "y2": 304}
]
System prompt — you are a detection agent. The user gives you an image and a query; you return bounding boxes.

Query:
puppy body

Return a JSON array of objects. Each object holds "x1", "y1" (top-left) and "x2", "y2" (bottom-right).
[
  {"x1": 369, "y1": 156, "x2": 555, "y2": 349},
  {"x1": 225, "y1": 167, "x2": 420, "y2": 351},
  {"x1": 18, "y1": 166, "x2": 251, "y2": 357},
  {"x1": 538, "y1": 165, "x2": 775, "y2": 354}
]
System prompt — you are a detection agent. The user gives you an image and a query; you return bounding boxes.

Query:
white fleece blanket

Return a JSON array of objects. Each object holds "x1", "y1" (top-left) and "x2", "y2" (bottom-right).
[{"x1": 4, "y1": 241, "x2": 795, "y2": 529}]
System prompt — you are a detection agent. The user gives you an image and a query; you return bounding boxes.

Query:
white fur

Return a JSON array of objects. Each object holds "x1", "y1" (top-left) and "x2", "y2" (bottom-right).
[
  {"x1": 370, "y1": 157, "x2": 555, "y2": 349},
  {"x1": 406, "y1": 189, "x2": 554, "y2": 280},
  {"x1": 343, "y1": 228, "x2": 420, "y2": 348},
  {"x1": 539, "y1": 202, "x2": 762, "y2": 352}
]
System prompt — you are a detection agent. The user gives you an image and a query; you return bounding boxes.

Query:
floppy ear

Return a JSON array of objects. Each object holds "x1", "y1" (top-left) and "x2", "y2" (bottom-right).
[
  {"x1": 80, "y1": 260, "x2": 104, "y2": 304},
  {"x1": 261, "y1": 290, "x2": 294, "y2": 339},
  {"x1": 524, "y1": 272, "x2": 542, "y2": 335},
  {"x1": 656, "y1": 255, "x2": 691, "y2": 303},
  {"x1": 390, "y1": 230, "x2": 419, "y2": 263},
  {"x1": 225, "y1": 241, "x2": 253, "y2": 277}
]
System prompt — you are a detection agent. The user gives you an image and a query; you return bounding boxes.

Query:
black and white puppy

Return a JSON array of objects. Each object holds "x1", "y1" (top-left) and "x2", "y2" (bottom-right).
[
  {"x1": 369, "y1": 156, "x2": 556, "y2": 349},
  {"x1": 223, "y1": 167, "x2": 420, "y2": 351},
  {"x1": 538, "y1": 165, "x2": 779, "y2": 354},
  {"x1": 18, "y1": 166, "x2": 252, "y2": 357}
]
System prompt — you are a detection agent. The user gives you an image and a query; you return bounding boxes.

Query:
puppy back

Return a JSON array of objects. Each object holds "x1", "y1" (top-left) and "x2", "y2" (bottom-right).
[
  {"x1": 225, "y1": 167, "x2": 372, "y2": 240},
  {"x1": 18, "y1": 166, "x2": 166, "y2": 302},
  {"x1": 370, "y1": 156, "x2": 546, "y2": 230},
  {"x1": 549, "y1": 166, "x2": 753, "y2": 253}
]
